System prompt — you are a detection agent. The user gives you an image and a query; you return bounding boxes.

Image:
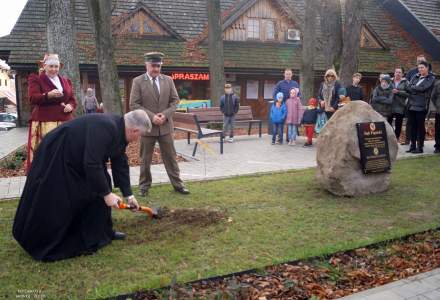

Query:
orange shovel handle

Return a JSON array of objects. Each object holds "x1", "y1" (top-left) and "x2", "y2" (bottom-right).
[{"x1": 117, "y1": 201, "x2": 155, "y2": 218}]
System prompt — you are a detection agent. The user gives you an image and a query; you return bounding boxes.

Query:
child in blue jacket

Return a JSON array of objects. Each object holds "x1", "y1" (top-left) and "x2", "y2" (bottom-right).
[{"x1": 271, "y1": 92, "x2": 287, "y2": 145}]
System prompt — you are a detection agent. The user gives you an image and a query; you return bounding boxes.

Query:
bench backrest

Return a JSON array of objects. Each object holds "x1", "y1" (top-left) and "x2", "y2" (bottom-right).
[
  {"x1": 173, "y1": 112, "x2": 203, "y2": 133},
  {"x1": 188, "y1": 106, "x2": 254, "y2": 122}
]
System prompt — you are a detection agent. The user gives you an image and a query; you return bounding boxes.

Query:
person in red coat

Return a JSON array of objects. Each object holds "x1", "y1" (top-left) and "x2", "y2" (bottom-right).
[{"x1": 26, "y1": 54, "x2": 77, "y2": 171}]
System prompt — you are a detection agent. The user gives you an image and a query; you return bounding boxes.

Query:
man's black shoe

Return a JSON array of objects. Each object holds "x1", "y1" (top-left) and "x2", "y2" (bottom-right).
[
  {"x1": 138, "y1": 189, "x2": 148, "y2": 197},
  {"x1": 411, "y1": 148, "x2": 423, "y2": 154},
  {"x1": 112, "y1": 231, "x2": 126, "y2": 240},
  {"x1": 434, "y1": 148, "x2": 440, "y2": 154},
  {"x1": 174, "y1": 187, "x2": 190, "y2": 195},
  {"x1": 406, "y1": 147, "x2": 416, "y2": 153}
]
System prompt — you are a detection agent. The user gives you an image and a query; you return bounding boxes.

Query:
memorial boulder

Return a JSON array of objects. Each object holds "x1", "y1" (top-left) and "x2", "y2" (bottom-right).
[{"x1": 316, "y1": 101, "x2": 398, "y2": 197}]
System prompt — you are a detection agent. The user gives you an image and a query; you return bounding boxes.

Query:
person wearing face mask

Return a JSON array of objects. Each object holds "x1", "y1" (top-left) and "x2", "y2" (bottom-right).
[
  {"x1": 220, "y1": 83, "x2": 240, "y2": 143},
  {"x1": 26, "y1": 53, "x2": 77, "y2": 172},
  {"x1": 389, "y1": 67, "x2": 409, "y2": 141},
  {"x1": 371, "y1": 75, "x2": 393, "y2": 120},
  {"x1": 346, "y1": 73, "x2": 364, "y2": 101},
  {"x1": 405, "y1": 61, "x2": 436, "y2": 154}
]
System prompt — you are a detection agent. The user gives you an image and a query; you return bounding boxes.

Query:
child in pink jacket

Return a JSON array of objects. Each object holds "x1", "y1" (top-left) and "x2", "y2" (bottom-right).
[{"x1": 285, "y1": 88, "x2": 304, "y2": 145}]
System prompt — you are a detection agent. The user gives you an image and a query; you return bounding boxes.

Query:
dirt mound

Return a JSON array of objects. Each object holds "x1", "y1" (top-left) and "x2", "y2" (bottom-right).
[{"x1": 115, "y1": 208, "x2": 226, "y2": 244}]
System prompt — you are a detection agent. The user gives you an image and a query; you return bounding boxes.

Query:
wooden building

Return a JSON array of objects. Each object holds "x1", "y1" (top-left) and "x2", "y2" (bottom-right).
[{"x1": 0, "y1": 0, "x2": 439, "y2": 126}]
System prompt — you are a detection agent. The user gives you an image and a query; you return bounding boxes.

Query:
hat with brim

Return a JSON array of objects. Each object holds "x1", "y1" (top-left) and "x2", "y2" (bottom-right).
[{"x1": 144, "y1": 52, "x2": 164, "y2": 64}]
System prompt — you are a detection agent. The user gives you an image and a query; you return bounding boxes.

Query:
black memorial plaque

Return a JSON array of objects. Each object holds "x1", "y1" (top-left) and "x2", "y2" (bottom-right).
[{"x1": 356, "y1": 122, "x2": 391, "y2": 174}]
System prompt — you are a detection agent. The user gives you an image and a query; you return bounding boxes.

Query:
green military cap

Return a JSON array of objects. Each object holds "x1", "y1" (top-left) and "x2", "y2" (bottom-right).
[{"x1": 144, "y1": 52, "x2": 164, "y2": 64}]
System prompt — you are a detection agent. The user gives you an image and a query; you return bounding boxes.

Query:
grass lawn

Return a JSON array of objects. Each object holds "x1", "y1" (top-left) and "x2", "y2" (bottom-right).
[{"x1": 1, "y1": 156, "x2": 440, "y2": 299}]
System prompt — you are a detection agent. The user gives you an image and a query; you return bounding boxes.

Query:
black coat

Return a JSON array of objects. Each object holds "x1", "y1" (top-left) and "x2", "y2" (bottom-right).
[
  {"x1": 406, "y1": 73, "x2": 436, "y2": 112},
  {"x1": 301, "y1": 108, "x2": 319, "y2": 125},
  {"x1": 346, "y1": 85, "x2": 364, "y2": 101},
  {"x1": 391, "y1": 78, "x2": 409, "y2": 115},
  {"x1": 13, "y1": 114, "x2": 132, "y2": 261}
]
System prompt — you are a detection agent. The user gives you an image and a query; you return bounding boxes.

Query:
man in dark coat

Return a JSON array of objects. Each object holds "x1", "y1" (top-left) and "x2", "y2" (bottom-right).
[{"x1": 12, "y1": 110, "x2": 151, "y2": 261}]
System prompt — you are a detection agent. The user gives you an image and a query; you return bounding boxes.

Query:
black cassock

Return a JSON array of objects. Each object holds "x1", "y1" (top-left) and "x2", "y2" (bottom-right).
[{"x1": 13, "y1": 114, "x2": 132, "y2": 261}]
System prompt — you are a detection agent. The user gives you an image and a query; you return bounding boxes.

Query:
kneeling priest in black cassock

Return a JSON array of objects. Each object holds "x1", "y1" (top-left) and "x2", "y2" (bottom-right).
[{"x1": 13, "y1": 109, "x2": 151, "y2": 261}]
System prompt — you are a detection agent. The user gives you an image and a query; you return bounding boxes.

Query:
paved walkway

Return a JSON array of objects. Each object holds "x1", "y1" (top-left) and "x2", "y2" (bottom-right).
[
  {"x1": 0, "y1": 134, "x2": 436, "y2": 200},
  {"x1": 0, "y1": 127, "x2": 27, "y2": 160},
  {"x1": 340, "y1": 268, "x2": 440, "y2": 300}
]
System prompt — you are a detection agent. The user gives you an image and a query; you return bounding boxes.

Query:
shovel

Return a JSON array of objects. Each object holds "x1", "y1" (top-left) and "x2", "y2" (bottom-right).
[{"x1": 117, "y1": 200, "x2": 165, "y2": 219}]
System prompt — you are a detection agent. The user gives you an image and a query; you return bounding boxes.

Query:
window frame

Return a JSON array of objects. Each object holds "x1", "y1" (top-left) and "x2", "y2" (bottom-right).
[{"x1": 246, "y1": 18, "x2": 260, "y2": 40}]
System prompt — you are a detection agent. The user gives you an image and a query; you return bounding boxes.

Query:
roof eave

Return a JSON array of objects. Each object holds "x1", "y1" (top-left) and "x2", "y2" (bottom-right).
[{"x1": 381, "y1": 0, "x2": 440, "y2": 60}]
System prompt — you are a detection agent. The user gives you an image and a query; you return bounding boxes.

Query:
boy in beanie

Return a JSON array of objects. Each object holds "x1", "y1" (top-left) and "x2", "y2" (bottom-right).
[
  {"x1": 220, "y1": 83, "x2": 240, "y2": 142},
  {"x1": 270, "y1": 92, "x2": 287, "y2": 145},
  {"x1": 301, "y1": 98, "x2": 319, "y2": 147}
]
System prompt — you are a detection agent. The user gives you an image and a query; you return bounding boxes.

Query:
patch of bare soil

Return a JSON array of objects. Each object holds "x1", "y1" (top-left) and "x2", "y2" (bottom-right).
[{"x1": 115, "y1": 208, "x2": 226, "y2": 244}]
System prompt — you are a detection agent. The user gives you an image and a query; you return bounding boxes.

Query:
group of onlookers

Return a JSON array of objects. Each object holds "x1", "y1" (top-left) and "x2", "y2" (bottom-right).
[
  {"x1": 251, "y1": 55, "x2": 439, "y2": 153},
  {"x1": 371, "y1": 55, "x2": 438, "y2": 154}
]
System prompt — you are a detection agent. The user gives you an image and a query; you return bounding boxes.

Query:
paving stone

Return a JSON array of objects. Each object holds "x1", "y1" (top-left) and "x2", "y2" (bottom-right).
[
  {"x1": 421, "y1": 289, "x2": 440, "y2": 300},
  {"x1": 363, "y1": 290, "x2": 404, "y2": 300}
]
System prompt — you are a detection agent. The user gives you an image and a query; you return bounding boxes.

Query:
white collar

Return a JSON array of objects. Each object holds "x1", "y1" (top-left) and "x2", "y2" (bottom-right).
[{"x1": 146, "y1": 73, "x2": 160, "y2": 81}]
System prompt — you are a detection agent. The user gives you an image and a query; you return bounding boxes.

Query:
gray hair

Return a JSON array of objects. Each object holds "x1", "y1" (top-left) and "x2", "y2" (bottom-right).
[{"x1": 124, "y1": 109, "x2": 152, "y2": 134}]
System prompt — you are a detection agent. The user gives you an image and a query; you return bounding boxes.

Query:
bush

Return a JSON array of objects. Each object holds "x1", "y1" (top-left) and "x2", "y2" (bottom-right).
[{"x1": 0, "y1": 148, "x2": 27, "y2": 170}]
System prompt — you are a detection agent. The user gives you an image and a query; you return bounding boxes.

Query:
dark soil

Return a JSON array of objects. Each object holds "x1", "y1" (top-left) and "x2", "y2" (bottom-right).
[
  {"x1": 124, "y1": 228, "x2": 440, "y2": 300},
  {"x1": 114, "y1": 208, "x2": 227, "y2": 245}
]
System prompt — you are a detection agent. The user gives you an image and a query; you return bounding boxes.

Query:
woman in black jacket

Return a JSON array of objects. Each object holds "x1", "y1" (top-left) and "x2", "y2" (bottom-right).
[{"x1": 405, "y1": 61, "x2": 436, "y2": 154}]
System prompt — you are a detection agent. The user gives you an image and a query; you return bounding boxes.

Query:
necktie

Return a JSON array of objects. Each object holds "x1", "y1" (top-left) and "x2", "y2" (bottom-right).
[{"x1": 152, "y1": 77, "x2": 160, "y2": 100}]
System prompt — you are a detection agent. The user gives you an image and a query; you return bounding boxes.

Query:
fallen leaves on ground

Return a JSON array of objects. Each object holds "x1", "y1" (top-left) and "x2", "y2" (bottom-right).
[{"x1": 133, "y1": 229, "x2": 440, "y2": 300}]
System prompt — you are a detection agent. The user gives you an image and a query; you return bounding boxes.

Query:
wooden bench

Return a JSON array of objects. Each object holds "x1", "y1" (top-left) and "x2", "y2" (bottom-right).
[
  {"x1": 174, "y1": 112, "x2": 224, "y2": 156},
  {"x1": 187, "y1": 106, "x2": 263, "y2": 137}
]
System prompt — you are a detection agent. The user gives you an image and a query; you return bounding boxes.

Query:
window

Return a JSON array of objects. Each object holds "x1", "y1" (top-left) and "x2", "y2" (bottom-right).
[
  {"x1": 143, "y1": 21, "x2": 153, "y2": 33},
  {"x1": 265, "y1": 20, "x2": 275, "y2": 40},
  {"x1": 264, "y1": 80, "x2": 276, "y2": 99},
  {"x1": 129, "y1": 22, "x2": 140, "y2": 33},
  {"x1": 247, "y1": 18, "x2": 260, "y2": 40},
  {"x1": 246, "y1": 80, "x2": 259, "y2": 100},
  {"x1": 5, "y1": 80, "x2": 7, "y2": 86}
]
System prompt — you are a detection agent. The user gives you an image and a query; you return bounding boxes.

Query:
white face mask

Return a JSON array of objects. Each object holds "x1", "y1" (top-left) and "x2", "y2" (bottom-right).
[
  {"x1": 381, "y1": 82, "x2": 389, "y2": 89},
  {"x1": 225, "y1": 88, "x2": 233, "y2": 94}
]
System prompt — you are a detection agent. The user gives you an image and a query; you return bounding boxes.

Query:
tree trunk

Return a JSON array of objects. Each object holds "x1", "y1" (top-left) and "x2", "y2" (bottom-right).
[
  {"x1": 47, "y1": 0, "x2": 83, "y2": 114},
  {"x1": 207, "y1": 0, "x2": 225, "y2": 107},
  {"x1": 86, "y1": 0, "x2": 122, "y2": 114},
  {"x1": 300, "y1": 0, "x2": 318, "y2": 104},
  {"x1": 339, "y1": 0, "x2": 364, "y2": 86},
  {"x1": 319, "y1": 0, "x2": 342, "y2": 70}
]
